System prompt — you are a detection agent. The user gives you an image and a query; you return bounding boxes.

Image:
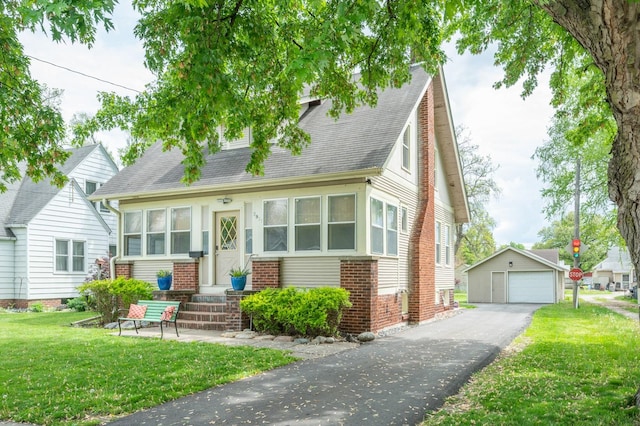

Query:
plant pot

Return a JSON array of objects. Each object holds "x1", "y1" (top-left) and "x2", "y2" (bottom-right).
[
  {"x1": 231, "y1": 276, "x2": 247, "y2": 291},
  {"x1": 157, "y1": 276, "x2": 172, "y2": 290}
]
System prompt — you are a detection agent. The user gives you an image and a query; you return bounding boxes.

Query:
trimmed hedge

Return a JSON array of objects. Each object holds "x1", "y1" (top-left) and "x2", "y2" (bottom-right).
[
  {"x1": 240, "y1": 287, "x2": 352, "y2": 336},
  {"x1": 77, "y1": 278, "x2": 154, "y2": 324}
]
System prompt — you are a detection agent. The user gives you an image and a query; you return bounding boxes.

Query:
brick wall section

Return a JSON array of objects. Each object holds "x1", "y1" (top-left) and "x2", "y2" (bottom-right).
[
  {"x1": 225, "y1": 290, "x2": 257, "y2": 331},
  {"x1": 434, "y1": 289, "x2": 455, "y2": 315},
  {"x1": 375, "y1": 293, "x2": 404, "y2": 331},
  {"x1": 152, "y1": 290, "x2": 194, "y2": 306},
  {"x1": 115, "y1": 262, "x2": 133, "y2": 279},
  {"x1": 408, "y1": 81, "x2": 437, "y2": 324},
  {"x1": 340, "y1": 258, "x2": 377, "y2": 334},
  {"x1": 173, "y1": 260, "x2": 199, "y2": 292},
  {"x1": 251, "y1": 258, "x2": 281, "y2": 291}
]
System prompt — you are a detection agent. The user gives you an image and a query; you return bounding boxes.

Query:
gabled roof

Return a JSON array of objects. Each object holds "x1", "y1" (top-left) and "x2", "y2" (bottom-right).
[
  {"x1": 94, "y1": 65, "x2": 466, "y2": 213},
  {"x1": 593, "y1": 247, "x2": 634, "y2": 273},
  {"x1": 1, "y1": 144, "x2": 103, "y2": 230},
  {"x1": 464, "y1": 246, "x2": 568, "y2": 272}
]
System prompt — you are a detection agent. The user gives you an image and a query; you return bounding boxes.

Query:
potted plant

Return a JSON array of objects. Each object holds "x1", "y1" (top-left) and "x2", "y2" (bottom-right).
[
  {"x1": 157, "y1": 270, "x2": 172, "y2": 290},
  {"x1": 229, "y1": 266, "x2": 250, "y2": 291}
]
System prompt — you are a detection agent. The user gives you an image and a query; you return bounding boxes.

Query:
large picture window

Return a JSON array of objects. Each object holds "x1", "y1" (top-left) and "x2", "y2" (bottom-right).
[
  {"x1": 295, "y1": 197, "x2": 321, "y2": 251},
  {"x1": 124, "y1": 211, "x2": 142, "y2": 256},
  {"x1": 264, "y1": 199, "x2": 288, "y2": 251},
  {"x1": 147, "y1": 209, "x2": 166, "y2": 255},
  {"x1": 55, "y1": 239, "x2": 85, "y2": 272},
  {"x1": 171, "y1": 207, "x2": 191, "y2": 254},
  {"x1": 328, "y1": 194, "x2": 356, "y2": 250}
]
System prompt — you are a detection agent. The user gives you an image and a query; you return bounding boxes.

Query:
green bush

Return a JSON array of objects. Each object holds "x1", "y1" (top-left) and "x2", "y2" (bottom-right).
[
  {"x1": 77, "y1": 278, "x2": 154, "y2": 324},
  {"x1": 240, "y1": 287, "x2": 352, "y2": 336},
  {"x1": 29, "y1": 302, "x2": 44, "y2": 313},
  {"x1": 66, "y1": 296, "x2": 89, "y2": 312}
]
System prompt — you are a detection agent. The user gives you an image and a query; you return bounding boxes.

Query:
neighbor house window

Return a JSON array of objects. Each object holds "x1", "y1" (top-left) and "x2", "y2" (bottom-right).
[
  {"x1": 435, "y1": 221, "x2": 442, "y2": 264},
  {"x1": 264, "y1": 199, "x2": 288, "y2": 252},
  {"x1": 85, "y1": 180, "x2": 109, "y2": 213},
  {"x1": 171, "y1": 207, "x2": 191, "y2": 254},
  {"x1": 328, "y1": 194, "x2": 356, "y2": 250},
  {"x1": 387, "y1": 204, "x2": 398, "y2": 256},
  {"x1": 146, "y1": 209, "x2": 166, "y2": 255},
  {"x1": 402, "y1": 126, "x2": 410, "y2": 170},
  {"x1": 445, "y1": 224, "x2": 451, "y2": 265},
  {"x1": 55, "y1": 239, "x2": 85, "y2": 272},
  {"x1": 370, "y1": 198, "x2": 384, "y2": 254},
  {"x1": 124, "y1": 211, "x2": 142, "y2": 256},
  {"x1": 295, "y1": 197, "x2": 321, "y2": 251}
]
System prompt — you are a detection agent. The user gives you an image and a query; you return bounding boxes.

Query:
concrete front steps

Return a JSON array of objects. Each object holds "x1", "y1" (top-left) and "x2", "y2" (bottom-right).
[{"x1": 177, "y1": 294, "x2": 228, "y2": 331}]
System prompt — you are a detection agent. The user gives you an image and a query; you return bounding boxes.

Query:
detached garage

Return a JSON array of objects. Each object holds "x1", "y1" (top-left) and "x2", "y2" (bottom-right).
[{"x1": 465, "y1": 247, "x2": 566, "y2": 304}]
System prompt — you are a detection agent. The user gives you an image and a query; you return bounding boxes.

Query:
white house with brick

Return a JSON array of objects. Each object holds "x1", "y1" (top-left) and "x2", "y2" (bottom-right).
[
  {"x1": 92, "y1": 65, "x2": 469, "y2": 334},
  {"x1": 0, "y1": 144, "x2": 119, "y2": 308}
]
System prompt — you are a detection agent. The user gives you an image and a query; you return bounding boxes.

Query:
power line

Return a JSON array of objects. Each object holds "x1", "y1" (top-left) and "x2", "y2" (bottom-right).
[{"x1": 26, "y1": 54, "x2": 143, "y2": 93}]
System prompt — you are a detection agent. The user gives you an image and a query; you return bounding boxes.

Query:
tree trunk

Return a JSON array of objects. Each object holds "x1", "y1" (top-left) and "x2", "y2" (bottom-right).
[{"x1": 538, "y1": 0, "x2": 640, "y2": 406}]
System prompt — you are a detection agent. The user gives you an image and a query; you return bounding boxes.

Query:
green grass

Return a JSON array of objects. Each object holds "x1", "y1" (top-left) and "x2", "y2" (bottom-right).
[
  {"x1": 454, "y1": 290, "x2": 476, "y2": 309},
  {"x1": 423, "y1": 302, "x2": 640, "y2": 425},
  {"x1": 0, "y1": 311, "x2": 297, "y2": 425}
]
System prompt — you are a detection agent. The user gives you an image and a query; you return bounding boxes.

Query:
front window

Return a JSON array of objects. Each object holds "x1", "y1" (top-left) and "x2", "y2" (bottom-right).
[
  {"x1": 295, "y1": 197, "x2": 321, "y2": 251},
  {"x1": 328, "y1": 194, "x2": 355, "y2": 250},
  {"x1": 124, "y1": 211, "x2": 142, "y2": 256},
  {"x1": 387, "y1": 204, "x2": 398, "y2": 256},
  {"x1": 401, "y1": 206, "x2": 408, "y2": 233},
  {"x1": 264, "y1": 199, "x2": 288, "y2": 251},
  {"x1": 146, "y1": 209, "x2": 166, "y2": 255},
  {"x1": 171, "y1": 207, "x2": 191, "y2": 254},
  {"x1": 55, "y1": 239, "x2": 85, "y2": 272},
  {"x1": 445, "y1": 224, "x2": 451, "y2": 265},
  {"x1": 370, "y1": 198, "x2": 384, "y2": 254},
  {"x1": 435, "y1": 221, "x2": 442, "y2": 264}
]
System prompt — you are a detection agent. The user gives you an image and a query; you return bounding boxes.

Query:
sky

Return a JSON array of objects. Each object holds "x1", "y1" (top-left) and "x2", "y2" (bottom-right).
[{"x1": 18, "y1": 4, "x2": 555, "y2": 248}]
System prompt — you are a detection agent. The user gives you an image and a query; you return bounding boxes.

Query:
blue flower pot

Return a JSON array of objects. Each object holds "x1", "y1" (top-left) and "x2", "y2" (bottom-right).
[
  {"x1": 157, "y1": 276, "x2": 172, "y2": 290},
  {"x1": 231, "y1": 276, "x2": 247, "y2": 291}
]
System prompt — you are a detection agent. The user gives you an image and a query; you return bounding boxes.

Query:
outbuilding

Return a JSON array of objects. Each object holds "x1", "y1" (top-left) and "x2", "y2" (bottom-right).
[{"x1": 465, "y1": 247, "x2": 566, "y2": 304}]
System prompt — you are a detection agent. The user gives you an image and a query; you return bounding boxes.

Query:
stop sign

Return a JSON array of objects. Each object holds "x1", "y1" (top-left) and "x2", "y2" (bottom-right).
[{"x1": 569, "y1": 268, "x2": 583, "y2": 281}]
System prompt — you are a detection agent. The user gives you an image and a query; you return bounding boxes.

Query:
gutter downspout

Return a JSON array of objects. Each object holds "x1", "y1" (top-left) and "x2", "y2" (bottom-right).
[{"x1": 102, "y1": 199, "x2": 121, "y2": 279}]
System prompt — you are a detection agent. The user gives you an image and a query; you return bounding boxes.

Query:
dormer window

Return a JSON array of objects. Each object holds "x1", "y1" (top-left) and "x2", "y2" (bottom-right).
[{"x1": 402, "y1": 126, "x2": 410, "y2": 171}]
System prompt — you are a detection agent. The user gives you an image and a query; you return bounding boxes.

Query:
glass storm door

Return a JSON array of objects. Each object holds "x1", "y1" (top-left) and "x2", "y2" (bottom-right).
[{"x1": 215, "y1": 211, "x2": 240, "y2": 285}]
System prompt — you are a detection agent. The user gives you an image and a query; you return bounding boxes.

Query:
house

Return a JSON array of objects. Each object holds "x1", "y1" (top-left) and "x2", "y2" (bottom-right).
[
  {"x1": 465, "y1": 247, "x2": 566, "y2": 304},
  {"x1": 592, "y1": 247, "x2": 636, "y2": 290},
  {"x1": 0, "y1": 144, "x2": 119, "y2": 308},
  {"x1": 92, "y1": 65, "x2": 469, "y2": 334}
]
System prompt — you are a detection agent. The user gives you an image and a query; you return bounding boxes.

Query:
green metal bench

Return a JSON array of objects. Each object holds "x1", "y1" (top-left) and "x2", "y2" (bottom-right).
[{"x1": 118, "y1": 300, "x2": 181, "y2": 339}]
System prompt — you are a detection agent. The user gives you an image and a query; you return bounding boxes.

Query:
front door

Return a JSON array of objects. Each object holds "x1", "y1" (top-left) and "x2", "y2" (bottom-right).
[{"x1": 215, "y1": 211, "x2": 240, "y2": 285}]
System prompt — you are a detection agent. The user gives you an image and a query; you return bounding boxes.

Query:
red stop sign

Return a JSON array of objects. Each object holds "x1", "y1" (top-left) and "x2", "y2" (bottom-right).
[{"x1": 569, "y1": 268, "x2": 583, "y2": 281}]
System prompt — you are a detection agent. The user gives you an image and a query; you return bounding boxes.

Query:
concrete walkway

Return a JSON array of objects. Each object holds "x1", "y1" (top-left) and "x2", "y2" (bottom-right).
[{"x1": 106, "y1": 304, "x2": 541, "y2": 426}]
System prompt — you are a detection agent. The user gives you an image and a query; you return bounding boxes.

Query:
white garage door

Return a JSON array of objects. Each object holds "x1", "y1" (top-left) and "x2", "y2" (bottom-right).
[{"x1": 508, "y1": 271, "x2": 554, "y2": 303}]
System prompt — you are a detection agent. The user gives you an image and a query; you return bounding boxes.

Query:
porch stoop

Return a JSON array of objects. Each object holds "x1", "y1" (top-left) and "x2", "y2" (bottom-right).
[{"x1": 177, "y1": 294, "x2": 228, "y2": 331}]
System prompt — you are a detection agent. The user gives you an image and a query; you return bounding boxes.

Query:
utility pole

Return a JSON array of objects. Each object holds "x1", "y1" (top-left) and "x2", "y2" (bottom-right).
[{"x1": 572, "y1": 158, "x2": 581, "y2": 309}]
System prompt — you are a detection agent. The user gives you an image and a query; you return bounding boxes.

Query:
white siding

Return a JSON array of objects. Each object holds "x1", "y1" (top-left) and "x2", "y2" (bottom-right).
[
  {"x1": 126, "y1": 259, "x2": 174, "y2": 286},
  {"x1": 69, "y1": 146, "x2": 119, "y2": 247},
  {"x1": 0, "y1": 239, "x2": 15, "y2": 298},
  {"x1": 383, "y1": 109, "x2": 420, "y2": 187},
  {"x1": 13, "y1": 228, "x2": 28, "y2": 299},
  {"x1": 28, "y1": 183, "x2": 110, "y2": 299},
  {"x1": 378, "y1": 257, "x2": 400, "y2": 293},
  {"x1": 281, "y1": 257, "x2": 340, "y2": 288},
  {"x1": 435, "y1": 202, "x2": 455, "y2": 292}
]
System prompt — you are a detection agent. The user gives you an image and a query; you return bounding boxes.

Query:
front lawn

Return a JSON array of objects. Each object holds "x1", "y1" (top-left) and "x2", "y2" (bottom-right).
[
  {"x1": 0, "y1": 311, "x2": 296, "y2": 425},
  {"x1": 454, "y1": 290, "x2": 475, "y2": 309},
  {"x1": 423, "y1": 302, "x2": 640, "y2": 425}
]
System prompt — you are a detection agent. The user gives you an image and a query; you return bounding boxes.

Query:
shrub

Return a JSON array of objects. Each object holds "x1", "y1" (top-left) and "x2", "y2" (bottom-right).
[
  {"x1": 77, "y1": 278, "x2": 154, "y2": 324},
  {"x1": 240, "y1": 287, "x2": 352, "y2": 336},
  {"x1": 29, "y1": 302, "x2": 44, "y2": 313},
  {"x1": 66, "y1": 297, "x2": 89, "y2": 312}
]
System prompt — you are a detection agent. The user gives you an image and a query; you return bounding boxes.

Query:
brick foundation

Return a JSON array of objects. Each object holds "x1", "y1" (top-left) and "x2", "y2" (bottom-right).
[
  {"x1": 225, "y1": 290, "x2": 257, "y2": 331},
  {"x1": 375, "y1": 293, "x2": 406, "y2": 331},
  {"x1": 173, "y1": 260, "x2": 199, "y2": 292},
  {"x1": 251, "y1": 258, "x2": 281, "y2": 290},
  {"x1": 115, "y1": 261, "x2": 133, "y2": 278}
]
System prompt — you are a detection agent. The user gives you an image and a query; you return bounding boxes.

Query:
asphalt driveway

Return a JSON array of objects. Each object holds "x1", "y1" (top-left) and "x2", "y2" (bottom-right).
[{"x1": 107, "y1": 303, "x2": 541, "y2": 426}]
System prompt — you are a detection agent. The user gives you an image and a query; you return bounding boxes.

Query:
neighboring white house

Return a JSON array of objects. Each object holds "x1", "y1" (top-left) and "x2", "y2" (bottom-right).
[
  {"x1": 0, "y1": 144, "x2": 119, "y2": 308},
  {"x1": 592, "y1": 247, "x2": 636, "y2": 290},
  {"x1": 465, "y1": 247, "x2": 566, "y2": 304},
  {"x1": 92, "y1": 65, "x2": 470, "y2": 333}
]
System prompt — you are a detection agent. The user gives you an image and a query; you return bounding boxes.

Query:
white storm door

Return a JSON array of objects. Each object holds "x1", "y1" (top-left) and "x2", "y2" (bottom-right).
[{"x1": 215, "y1": 211, "x2": 240, "y2": 285}]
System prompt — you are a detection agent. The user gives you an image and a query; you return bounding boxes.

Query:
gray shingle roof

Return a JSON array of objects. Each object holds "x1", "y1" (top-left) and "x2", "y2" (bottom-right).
[
  {"x1": 0, "y1": 145, "x2": 100, "y2": 232},
  {"x1": 95, "y1": 65, "x2": 431, "y2": 199}
]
